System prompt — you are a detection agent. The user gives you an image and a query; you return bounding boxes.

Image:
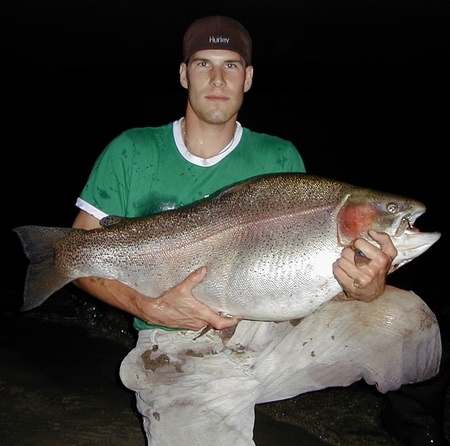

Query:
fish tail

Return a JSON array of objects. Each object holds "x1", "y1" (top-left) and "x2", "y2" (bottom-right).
[{"x1": 13, "y1": 225, "x2": 75, "y2": 311}]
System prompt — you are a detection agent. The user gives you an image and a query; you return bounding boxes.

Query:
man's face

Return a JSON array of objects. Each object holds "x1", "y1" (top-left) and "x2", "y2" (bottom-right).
[{"x1": 179, "y1": 49, "x2": 253, "y2": 125}]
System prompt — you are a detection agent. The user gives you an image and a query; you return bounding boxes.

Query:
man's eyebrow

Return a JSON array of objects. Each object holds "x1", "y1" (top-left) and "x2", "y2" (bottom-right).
[{"x1": 190, "y1": 57, "x2": 243, "y2": 64}]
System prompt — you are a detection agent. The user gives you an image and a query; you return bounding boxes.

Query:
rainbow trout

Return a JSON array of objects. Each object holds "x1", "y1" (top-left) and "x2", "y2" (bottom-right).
[{"x1": 14, "y1": 173, "x2": 441, "y2": 320}]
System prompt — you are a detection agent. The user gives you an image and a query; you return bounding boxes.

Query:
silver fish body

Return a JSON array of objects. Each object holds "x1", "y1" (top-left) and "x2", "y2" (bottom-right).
[{"x1": 14, "y1": 173, "x2": 441, "y2": 320}]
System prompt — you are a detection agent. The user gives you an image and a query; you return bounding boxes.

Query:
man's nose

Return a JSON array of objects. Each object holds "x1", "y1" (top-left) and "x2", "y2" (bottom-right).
[{"x1": 210, "y1": 69, "x2": 225, "y2": 87}]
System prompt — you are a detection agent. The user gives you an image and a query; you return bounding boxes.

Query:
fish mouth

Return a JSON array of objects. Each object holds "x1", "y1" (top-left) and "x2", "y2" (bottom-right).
[
  {"x1": 390, "y1": 208, "x2": 441, "y2": 268},
  {"x1": 391, "y1": 228, "x2": 441, "y2": 268},
  {"x1": 394, "y1": 207, "x2": 426, "y2": 237},
  {"x1": 394, "y1": 214, "x2": 417, "y2": 237}
]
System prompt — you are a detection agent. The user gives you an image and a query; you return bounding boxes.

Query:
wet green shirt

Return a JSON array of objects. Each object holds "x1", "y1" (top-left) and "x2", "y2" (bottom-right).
[{"x1": 78, "y1": 120, "x2": 306, "y2": 330}]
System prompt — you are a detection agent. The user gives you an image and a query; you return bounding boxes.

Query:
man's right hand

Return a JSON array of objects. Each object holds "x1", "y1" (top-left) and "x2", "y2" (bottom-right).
[{"x1": 139, "y1": 266, "x2": 240, "y2": 331}]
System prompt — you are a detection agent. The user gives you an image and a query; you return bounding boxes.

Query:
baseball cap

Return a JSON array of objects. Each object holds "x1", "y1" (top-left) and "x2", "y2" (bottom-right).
[{"x1": 183, "y1": 16, "x2": 252, "y2": 66}]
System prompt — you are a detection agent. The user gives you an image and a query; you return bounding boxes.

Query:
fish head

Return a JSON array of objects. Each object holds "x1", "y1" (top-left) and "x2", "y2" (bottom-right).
[{"x1": 337, "y1": 187, "x2": 441, "y2": 268}]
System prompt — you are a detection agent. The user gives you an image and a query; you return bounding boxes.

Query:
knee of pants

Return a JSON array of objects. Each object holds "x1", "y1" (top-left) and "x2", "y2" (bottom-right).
[
  {"x1": 350, "y1": 286, "x2": 440, "y2": 343},
  {"x1": 357, "y1": 287, "x2": 442, "y2": 389}
]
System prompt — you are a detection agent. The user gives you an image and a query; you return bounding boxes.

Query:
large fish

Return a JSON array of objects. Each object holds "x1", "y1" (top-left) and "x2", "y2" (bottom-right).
[{"x1": 14, "y1": 173, "x2": 440, "y2": 321}]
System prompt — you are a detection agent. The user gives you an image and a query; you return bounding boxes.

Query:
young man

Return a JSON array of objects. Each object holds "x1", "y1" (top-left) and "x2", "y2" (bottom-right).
[{"x1": 72, "y1": 16, "x2": 448, "y2": 446}]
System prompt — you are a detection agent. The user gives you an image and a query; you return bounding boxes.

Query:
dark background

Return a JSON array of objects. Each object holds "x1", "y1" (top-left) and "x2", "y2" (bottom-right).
[{"x1": 2, "y1": 0, "x2": 449, "y2": 307}]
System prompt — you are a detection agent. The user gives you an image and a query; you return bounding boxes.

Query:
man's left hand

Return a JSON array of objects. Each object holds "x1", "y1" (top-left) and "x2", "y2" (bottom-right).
[{"x1": 333, "y1": 230, "x2": 397, "y2": 302}]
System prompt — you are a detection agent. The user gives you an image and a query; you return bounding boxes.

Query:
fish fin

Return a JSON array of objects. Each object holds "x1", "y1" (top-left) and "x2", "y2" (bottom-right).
[
  {"x1": 216, "y1": 325, "x2": 237, "y2": 344},
  {"x1": 192, "y1": 325, "x2": 237, "y2": 344},
  {"x1": 100, "y1": 215, "x2": 124, "y2": 228},
  {"x1": 193, "y1": 325, "x2": 212, "y2": 340},
  {"x1": 289, "y1": 318, "x2": 304, "y2": 326},
  {"x1": 13, "y1": 226, "x2": 75, "y2": 311}
]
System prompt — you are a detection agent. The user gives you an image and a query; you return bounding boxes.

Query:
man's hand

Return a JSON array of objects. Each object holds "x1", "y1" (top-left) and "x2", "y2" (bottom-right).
[
  {"x1": 333, "y1": 230, "x2": 397, "y2": 302},
  {"x1": 139, "y1": 266, "x2": 240, "y2": 331}
]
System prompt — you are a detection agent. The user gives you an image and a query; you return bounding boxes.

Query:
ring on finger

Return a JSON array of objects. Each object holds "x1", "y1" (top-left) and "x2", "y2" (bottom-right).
[{"x1": 353, "y1": 278, "x2": 362, "y2": 288}]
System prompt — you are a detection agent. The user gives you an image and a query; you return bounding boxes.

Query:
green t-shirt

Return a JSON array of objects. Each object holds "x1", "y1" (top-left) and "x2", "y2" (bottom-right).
[{"x1": 78, "y1": 120, "x2": 306, "y2": 330}]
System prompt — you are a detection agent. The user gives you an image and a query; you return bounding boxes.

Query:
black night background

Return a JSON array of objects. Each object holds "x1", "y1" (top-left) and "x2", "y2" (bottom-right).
[{"x1": 1, "y1": 1, "x2": 449, "y2": 444}]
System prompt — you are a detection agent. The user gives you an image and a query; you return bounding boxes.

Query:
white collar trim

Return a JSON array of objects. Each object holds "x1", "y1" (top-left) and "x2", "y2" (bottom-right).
[{"x1": 173, "y1": 118, "x2": 242, "y2": 167}]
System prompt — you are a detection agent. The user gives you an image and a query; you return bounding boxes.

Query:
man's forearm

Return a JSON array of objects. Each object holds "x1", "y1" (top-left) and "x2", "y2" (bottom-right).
[{"x1": 72, "y1": 277, "x2": 147, "y2": 318}]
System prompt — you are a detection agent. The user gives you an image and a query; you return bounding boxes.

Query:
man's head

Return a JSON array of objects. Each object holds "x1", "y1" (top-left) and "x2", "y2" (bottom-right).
[{"x1": 183, "y1": 16, "x2": 252, "y2": 66}]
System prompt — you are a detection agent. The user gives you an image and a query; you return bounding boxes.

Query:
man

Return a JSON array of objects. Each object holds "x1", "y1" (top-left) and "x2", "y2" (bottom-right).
[{"x1": 72, "y1": 16, "x2": 448, "y2": 446}]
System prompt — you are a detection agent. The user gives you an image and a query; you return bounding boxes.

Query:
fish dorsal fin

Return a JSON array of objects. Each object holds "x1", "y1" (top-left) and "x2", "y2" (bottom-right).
[{"x1": 100, "y1": 215, "x2": 124, "y2": 228}]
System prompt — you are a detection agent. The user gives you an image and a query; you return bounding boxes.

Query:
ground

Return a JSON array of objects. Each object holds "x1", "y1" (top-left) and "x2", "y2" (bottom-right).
[{"x1": 1, "y1": 286, "x2": 448, "y2": 445}]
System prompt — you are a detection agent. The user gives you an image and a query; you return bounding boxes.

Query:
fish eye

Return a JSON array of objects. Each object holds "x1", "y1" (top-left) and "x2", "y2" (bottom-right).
[{"x1": 387, "y1": 203, "x2": 399, "y2": 213}]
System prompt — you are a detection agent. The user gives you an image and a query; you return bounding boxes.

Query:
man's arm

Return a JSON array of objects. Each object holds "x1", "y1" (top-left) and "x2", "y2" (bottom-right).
[{"x1": 71, "y1": 210, "x2": 239, "y2": 331}]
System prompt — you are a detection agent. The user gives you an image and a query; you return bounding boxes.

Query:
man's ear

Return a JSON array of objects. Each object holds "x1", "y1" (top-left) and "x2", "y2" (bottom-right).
[
  {"x1": 179, "y1": 63, "x2": 188, "y2": 89},
  {"x1": 244, "y1": 65, "x2": 254, "y2": 92}
]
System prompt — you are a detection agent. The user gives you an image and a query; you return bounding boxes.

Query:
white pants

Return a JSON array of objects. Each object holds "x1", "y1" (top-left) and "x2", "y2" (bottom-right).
[{"x1": 119, "y1": 286, "x2": 442, "y2": 446}]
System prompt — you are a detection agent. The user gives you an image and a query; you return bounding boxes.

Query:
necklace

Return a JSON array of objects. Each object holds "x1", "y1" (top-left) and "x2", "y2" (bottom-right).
[
  {"x1": 181, "y1": 118, "x2": 236, "y2": 154},
  {"x1": 182, "y1": 119, "x2": 203, "y2": 147}
]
